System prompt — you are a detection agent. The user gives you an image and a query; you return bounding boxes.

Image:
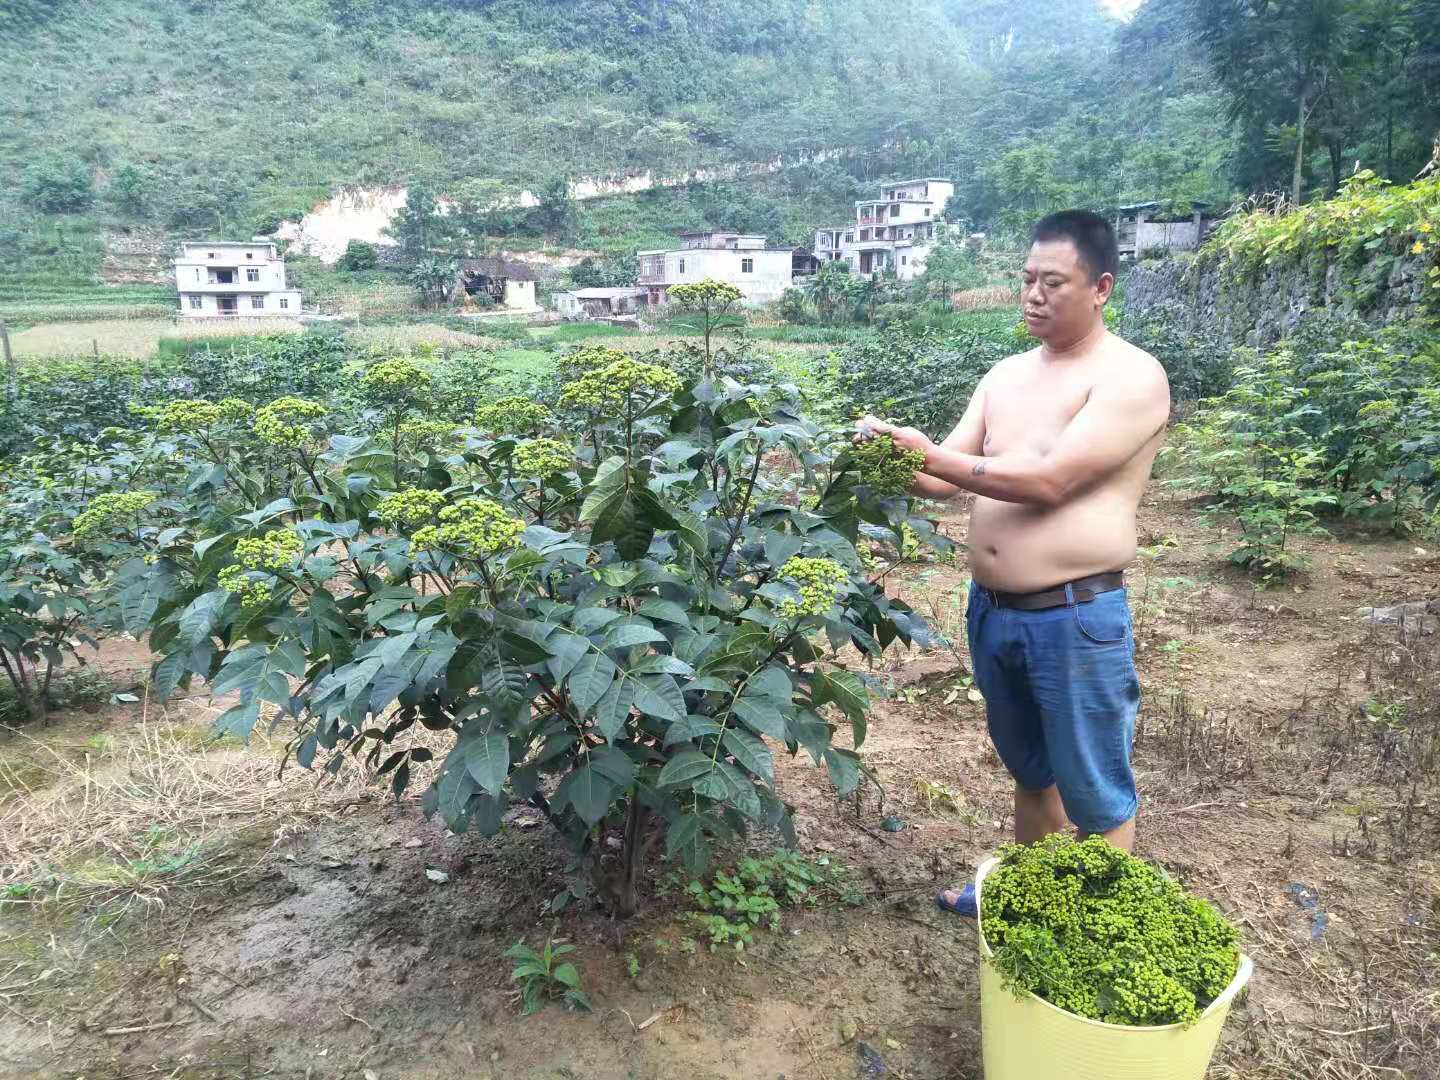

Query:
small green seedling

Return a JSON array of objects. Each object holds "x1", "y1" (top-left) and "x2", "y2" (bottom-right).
[{"x1": 506, "y1": 933, "x2": 592, "y2": 1015}]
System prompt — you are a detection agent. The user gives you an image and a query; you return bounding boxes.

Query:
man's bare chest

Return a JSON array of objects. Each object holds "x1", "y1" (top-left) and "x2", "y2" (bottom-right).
[{"x1": 982, "y1": 370, "x2": 1095, "y2": 457}]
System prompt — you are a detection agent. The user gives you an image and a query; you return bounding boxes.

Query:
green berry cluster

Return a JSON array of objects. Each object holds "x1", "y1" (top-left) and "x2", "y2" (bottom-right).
[
  {"x1": 151, "y1": 398, "x2": 255, "y2": 434},
  {"x1": 853, "y1": 434, "x2": 925, "y2": 498},
  {"x1": 776, "y1": 557, "x2": 849, "y2": 619},
  {"x1": 217, "y1": 565, "x2": 273, "y2": 608},
  {"x1": 254, "y1": 397, "x2": 327, "y2": 448},
  {"x1": 474, "y1": 396, "x2": 552, "y2": 435},
  {"x1": 234, "y1": 529, "x2": 305, "y2": 572},
  {"x1": 512, "y1": 438, "x2": 573, "y2": 478},
  {"x1": 71, "y1": 491, "x2": 155, "y2": 539},
  {"x1": 375, "y1": 488, "x2": 448, "y2": 526},
  {"x1": 561, "y1": 344, "x2": 629, "y2": 375},
  {"x1": 411, "y1": 497, "x2": 525, "y2": 557},
  {"x1": 398, "y1": 419, "x2": 457, "y2": 447},
  {"x1": 558, "y1": 357, "x2": 682, "y2": 411},
  {"x1": 981, "y1": 835, "x2": 1240, "y2": 1027},
  {"x1": 360, "y1": 358, "x2": 432, "y2": 407}
]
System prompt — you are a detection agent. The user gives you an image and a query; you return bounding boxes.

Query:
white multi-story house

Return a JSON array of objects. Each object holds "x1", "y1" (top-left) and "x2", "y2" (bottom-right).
[
  {"x1": 637, "y1": 231, "x2": 794, "y2": 307},
  {"x1": 814, "y1": 178, "x2": 955, "y2": 280},
  {"x1": 175, "y1": 241, "x2": 302, "y2": 318}
]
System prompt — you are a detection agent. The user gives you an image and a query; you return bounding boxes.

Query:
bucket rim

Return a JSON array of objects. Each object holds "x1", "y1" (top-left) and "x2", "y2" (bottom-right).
[{"x1": 974, "y1": 855, "x2": 1254, "y2": 1034}]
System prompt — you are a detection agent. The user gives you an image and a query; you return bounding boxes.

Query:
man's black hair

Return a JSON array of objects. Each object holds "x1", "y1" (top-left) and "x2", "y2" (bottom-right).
[{"x1": 1032, "y1": 210, "x2": 1119, "y2": 283}]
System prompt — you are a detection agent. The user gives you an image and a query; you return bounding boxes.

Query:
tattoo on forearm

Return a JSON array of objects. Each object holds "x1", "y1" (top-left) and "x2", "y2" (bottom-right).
[{"x1": 972, "y1": 460, "x2": 988, "y2": 477}]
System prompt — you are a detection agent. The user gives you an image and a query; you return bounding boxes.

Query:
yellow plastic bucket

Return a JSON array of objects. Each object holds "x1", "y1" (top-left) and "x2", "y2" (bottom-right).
[{"x1": 975, "y1": 857, "x2": 1253, "y2": 1080}]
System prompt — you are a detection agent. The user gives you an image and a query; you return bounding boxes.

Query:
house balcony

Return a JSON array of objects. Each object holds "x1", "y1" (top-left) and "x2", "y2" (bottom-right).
[
  {"x1": 637, "y1": 271, "x2": 669, "y2": 285},
  {"x1": 189, "y1": 280, "x2": 274, "y2": 292}
]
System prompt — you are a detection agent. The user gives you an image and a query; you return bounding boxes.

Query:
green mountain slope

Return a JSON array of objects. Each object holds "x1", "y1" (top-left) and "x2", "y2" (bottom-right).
[{"x1": 0, "y1": 0, "x2": 1241, "y2": 288}]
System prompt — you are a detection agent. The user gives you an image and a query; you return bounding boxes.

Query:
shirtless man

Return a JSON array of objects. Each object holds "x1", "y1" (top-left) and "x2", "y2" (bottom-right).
[{"x1": 856, "y1": 210, "x2": 1170, "y2": 917}]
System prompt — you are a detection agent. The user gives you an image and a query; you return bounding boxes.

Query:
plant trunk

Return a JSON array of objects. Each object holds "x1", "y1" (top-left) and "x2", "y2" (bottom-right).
[{"x1": 1292, "y1": 85, "x2": 1310, "y2": 207}]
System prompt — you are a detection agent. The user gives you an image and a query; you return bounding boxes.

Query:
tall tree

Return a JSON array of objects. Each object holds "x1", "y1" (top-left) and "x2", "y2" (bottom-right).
[{"x1": 1192, "y1": 0, "x2": 1364, "y2": 204}]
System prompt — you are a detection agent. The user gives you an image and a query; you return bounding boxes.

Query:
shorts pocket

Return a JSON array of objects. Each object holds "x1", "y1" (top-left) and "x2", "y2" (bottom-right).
[{"x1": 1072, "y1": 595, "x2": 1129, "y2": 645}]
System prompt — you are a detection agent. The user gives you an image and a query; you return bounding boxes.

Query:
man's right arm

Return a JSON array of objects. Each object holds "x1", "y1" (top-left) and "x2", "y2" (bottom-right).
[{"x1": 910, "y1": 376, "x2": 988, "y2": 499}]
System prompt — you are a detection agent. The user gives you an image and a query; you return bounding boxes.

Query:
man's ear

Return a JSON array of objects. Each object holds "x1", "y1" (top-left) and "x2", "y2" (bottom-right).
[{"x1": 1095, "y1": 272, "x2": 1115, "y2": 307}]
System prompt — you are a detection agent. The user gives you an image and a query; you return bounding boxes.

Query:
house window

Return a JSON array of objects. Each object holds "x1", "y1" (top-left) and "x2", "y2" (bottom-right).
[
  {"x1": 844, "y1": 231, "x2": 853, "y2": 242},
  {"x1": 279, "y1": 297, "x2": 289, "y2": 310},
  {"x1": 860, "y1": 229, "x2": 869, "y2": 241},
  {"x1": 924, "y1": 208, "x2": 931, "y2": 217},
  {"x1": 901, "y1": 256, "x2": 908, "y2": 265},
  {"x1": 246, "y1": 252, "x2": 253, "y2": 259},
  {"x1": 679, "y1": 258, "x2": 686, "y2": 274},
  {"x1": 195, "y1": 269, "x2": 201, "y2": 280},
  {"x1": 741, "y1": 258, "x2": 753, "y2": 274},
  {"x1": 207, "y1": 252, "x2": 215, "y2": 258},
  {"x1": 187, "y1": 294, "x2": 202, "y2": 310},
  {"x1": 890, "y1": 204, "x2": 900, "y2": 217},
  {"x1": 251, "y1": 294, "x2": 265, "y2": 310},
  {"x1": 246, "y1": 268, "x2": 260, "y2": 282}
]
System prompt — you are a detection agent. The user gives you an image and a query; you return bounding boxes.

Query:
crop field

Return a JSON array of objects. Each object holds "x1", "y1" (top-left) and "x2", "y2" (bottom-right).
[{"x1": 8, "y1": 317, "x2": 306, "y2": 359}]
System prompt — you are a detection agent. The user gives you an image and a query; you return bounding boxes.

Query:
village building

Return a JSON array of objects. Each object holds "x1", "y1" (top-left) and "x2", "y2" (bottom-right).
[
  {"x1": 1116, "y1": 202, "x2": 1219, "y2": 261},
  {"x1": 814, "y1": 178, "x2": 955, "y2": 279},
  {"x1": 637, "y1": 231, "x2": 794, "y2": 307},
  {"x1": 554, "y1": 287, "x2": 649, "y2": 320},
  {"x1": 457, "y1": 256, "x2": 541, "y2": 313},
  {"x1": 174, "y1": 241, "x2": 301, "y2": 318}
]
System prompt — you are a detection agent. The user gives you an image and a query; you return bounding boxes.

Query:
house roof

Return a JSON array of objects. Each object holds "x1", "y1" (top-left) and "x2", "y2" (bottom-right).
[
  {"x1": 179, "y1": 240, "x2": 274, "y2": 248},
  {"x1": 570, "y1": 287, "x2": 648, "y2": 299},
  {"x1": 457, "y1": 256, "x2": 540, "y2": 281}
]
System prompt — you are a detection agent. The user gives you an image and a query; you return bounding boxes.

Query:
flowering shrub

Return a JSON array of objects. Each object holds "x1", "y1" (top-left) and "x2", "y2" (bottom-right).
[
  {"x1": 359, "y1": 357, "x2": 433, "y2": 409},
  {"x1": 410, "y1": 497, "x2": 526, "y2": 556},
  {"x1": 2, "y1": 349, "x2": 945, "y2": 915},
  {"x1": 981, "y1": 835, "x2": 1240, "y2": 1027},
  {"x1": 71, "y1": 492, "x2": 155, "y2": 540},
  {"x1": 512, "y1": 438, "x2": 573, "y2": 479},
  {"x1": 475, "y1": 396, "x2": 552, "y2": 435},
  {"x1": 253, "y1": 397, "x2": 328, "y2": 448}
]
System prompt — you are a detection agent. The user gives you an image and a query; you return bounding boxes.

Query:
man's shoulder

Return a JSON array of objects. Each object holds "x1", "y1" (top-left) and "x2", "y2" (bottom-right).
[
  {"x1": 986, "y1": 346, "x2": 1042, "y2": 378},
  {"x1": 1101, "y1": 333, "x2": 1168, "y2": 385}
]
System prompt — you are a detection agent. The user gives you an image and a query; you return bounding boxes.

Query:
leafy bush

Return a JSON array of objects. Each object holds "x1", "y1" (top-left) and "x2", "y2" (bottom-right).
[
  {"x1": 20, "y1": 154, "x2": 93, "y2": 214},
  {"x1": 1169, "y1": 324, "x2": 1440, "y2": 571},
  {"x1": 826, "y1": 315, "x2": 1018, "y2": 438},
  {"x1": 7, "y1": 347, "x2": 941, "y2": 915},
  {"x1": 336, "y1": 240, "x2": 379, "y2": 272},
  {"x1": 981, "y1": 835, "x2": 1240, "y2": 1027}
]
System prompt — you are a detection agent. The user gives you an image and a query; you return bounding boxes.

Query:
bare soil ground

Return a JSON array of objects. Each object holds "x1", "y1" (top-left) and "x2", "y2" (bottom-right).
[{"x1": 1, "y1": 490, "x2": 1437, "y2": 1080}]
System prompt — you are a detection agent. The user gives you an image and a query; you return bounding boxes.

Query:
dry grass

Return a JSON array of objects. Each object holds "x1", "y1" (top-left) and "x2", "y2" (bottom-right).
[
  {"x1": 11, "y1": 317, "x2": 303, "y2": 359},
  {"x1": 345, "y1": 322, "x2": 501, "y2": 352},
  {"x1": 0, "y1": 704, "x2": 368, "y2": 919},
  {"x1": 951, "y1": 285, "x2": 1019, "y2": 311}
]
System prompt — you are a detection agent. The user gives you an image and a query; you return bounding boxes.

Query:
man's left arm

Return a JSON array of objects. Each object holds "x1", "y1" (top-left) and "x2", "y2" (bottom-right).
[{"x1": 872, "y1": 362, "x2": 1170, "y2": 508}]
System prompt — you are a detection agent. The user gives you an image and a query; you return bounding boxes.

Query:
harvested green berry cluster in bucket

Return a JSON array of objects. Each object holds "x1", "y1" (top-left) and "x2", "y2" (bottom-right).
[
  {"x1": 981, "y1": 835, "x2": 1240, "y2": 1027},
  {"x1": 853, "y1": 434, "x2": 926, "y2": 497}
]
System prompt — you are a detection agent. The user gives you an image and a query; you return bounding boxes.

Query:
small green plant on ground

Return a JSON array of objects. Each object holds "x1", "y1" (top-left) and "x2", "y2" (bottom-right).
[
  {"x1": 981, "y1": 835, "x2": 1240, "y2": 1027},
  {"x1": 913, "y1": 777, "x2": 981, "y2": 823},
  {"x1": 679, "y1": 849, "x2": 853, "y2": 952},
  {"x1": 506, "y1": 932, "x2": 592, "y2": 1015}
]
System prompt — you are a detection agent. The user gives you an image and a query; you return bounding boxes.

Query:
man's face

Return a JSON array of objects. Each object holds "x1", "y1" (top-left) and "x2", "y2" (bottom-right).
[{"x1": 1021, "y1": 239, "x2": 1112, "y2": 345}]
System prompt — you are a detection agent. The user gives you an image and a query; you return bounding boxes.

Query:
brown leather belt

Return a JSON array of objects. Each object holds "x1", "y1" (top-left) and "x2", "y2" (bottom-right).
[{"x1": 981, "y1": 571, "x2": 1126, "y2": 611}]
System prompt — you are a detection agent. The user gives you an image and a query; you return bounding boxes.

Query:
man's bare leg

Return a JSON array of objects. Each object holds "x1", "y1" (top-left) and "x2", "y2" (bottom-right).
[
  {"x1": 1094, "y1": 816, "x2": 1135, "y2": 853},
  {"x1": 1014, "y1": 783, "x2": 1068, "y2": 843}
]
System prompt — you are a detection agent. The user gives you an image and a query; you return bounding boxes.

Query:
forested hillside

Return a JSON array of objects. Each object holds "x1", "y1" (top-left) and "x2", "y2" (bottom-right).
[
  {"x1": 1, "y1": 0, "x2": 1232, "y2": 250},
  {"x1": 3, "y1": 0, "x2": 1438, "y2": 261}
]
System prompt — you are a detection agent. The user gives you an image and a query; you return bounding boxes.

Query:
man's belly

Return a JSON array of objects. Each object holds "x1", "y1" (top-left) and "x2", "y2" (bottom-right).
[{"x1": 967, "y1": 494, "x2": 1137, "y2": 593}]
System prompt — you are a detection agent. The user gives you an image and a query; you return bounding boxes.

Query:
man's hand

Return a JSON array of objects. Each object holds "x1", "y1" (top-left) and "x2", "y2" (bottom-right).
[{"x1": 853, "y1": 416, "x2": 935, "y2": 457}]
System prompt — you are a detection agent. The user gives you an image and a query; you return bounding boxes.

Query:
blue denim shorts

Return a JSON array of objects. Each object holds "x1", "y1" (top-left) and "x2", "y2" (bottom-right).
[{"x1": 966, "y1": 580, "x2": 1140, "y2": 834}]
